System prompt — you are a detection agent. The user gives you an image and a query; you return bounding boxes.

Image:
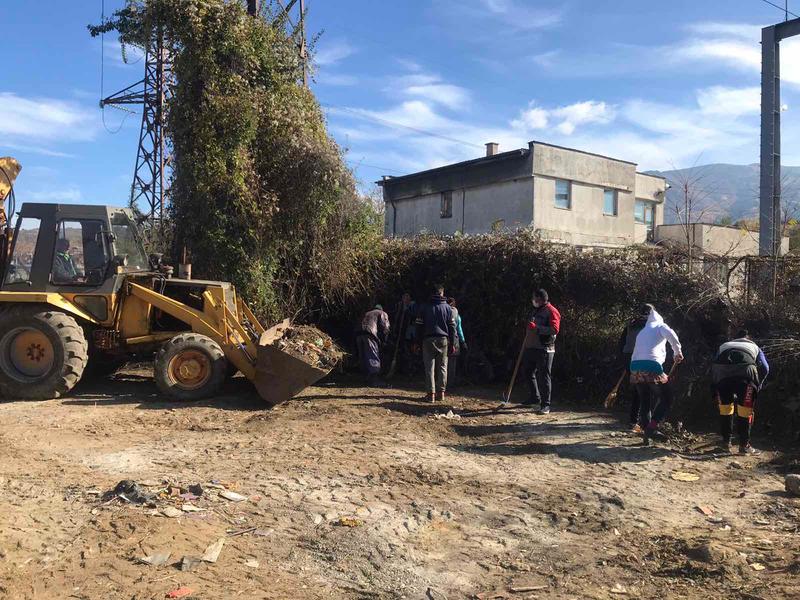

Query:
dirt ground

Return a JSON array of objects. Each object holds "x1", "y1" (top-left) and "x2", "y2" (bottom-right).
[{"x1": 0, "y1": 367, "x2": 798, "y2": 600}]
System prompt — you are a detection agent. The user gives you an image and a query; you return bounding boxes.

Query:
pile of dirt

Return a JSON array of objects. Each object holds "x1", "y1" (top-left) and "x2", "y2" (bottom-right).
[{"x1": 275, "y1": 325, "x2": 342, "y2": 370}]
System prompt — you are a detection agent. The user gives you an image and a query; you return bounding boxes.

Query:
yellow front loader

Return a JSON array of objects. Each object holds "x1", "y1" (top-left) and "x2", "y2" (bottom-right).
[{"x1": 0, "y1": 158, "x2": 330, "y2": 403}]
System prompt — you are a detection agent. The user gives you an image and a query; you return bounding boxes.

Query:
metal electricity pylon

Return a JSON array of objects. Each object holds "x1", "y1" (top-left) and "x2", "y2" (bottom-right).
[{"x1": 101, "y1": 31, "x2": 172, "y2": 247}]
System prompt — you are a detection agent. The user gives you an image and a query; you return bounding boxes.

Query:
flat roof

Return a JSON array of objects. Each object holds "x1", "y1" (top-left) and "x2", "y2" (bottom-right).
[
  {"x1": 636, "y1": 171, "x2": 666, "y2": 180},
  {"x1": 377, "y1": 148, "x2": 527, "y2": 186},
  {"x1": 530, "y1": 140, "x2": 637, "y2": 166}
]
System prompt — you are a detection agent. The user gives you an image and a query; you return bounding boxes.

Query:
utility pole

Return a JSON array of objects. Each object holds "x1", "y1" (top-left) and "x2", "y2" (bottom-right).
[
  {"x1": 101, "y1": 31, "x2": 172, "y2": 248},
  {"x1": 759, "y1": 17, "x2": 800, "y2": 256}
]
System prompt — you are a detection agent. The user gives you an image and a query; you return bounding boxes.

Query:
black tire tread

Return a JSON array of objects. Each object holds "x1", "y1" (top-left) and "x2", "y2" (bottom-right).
[
  {"x1": 0, "y1": 305, "x2": 88, "y2": 399},
  {"x1": 153, "y1": 333, "x2": 227, "y2": 401}
]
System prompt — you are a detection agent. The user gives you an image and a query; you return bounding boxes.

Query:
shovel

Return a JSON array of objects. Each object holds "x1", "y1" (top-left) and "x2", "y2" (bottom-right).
[
  {"x1": 386, "y1": 310, "x2": 407, "y2": 380},
  {"x1": 499, "y1": 333, "x2": 527, "y2": 407},
  {"x1": 604, "y1": 371, "x2": 627, "y2": 408}
]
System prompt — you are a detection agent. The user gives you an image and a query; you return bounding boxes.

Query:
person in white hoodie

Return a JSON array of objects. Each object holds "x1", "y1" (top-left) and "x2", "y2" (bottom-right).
[{"x1": 629, "y1": 304, "x2": 683, "y2": 445}]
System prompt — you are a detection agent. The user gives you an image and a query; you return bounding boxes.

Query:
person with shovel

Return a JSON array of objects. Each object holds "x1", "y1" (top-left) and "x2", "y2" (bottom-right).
[
  {"x1": 629, "y1": 304, "x2": 683, "y2": 446},
  {"x1": 521, "y1": 288, "x2": 561, "y2": 415},
  {"x1": 711, "y1": 329, "x2": 769, "y2": 455},
  {"x1": 616, "y1": 311, "x2": 649, "y2": 431},
  {"x1": 415, "y1": 284, "x2": 457, "y2": 402}
]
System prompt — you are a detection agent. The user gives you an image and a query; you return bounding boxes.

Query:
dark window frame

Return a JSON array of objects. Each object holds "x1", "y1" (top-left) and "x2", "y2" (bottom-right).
[{"x1": 440, "y1": 190, "x2": 453, "y2": 219}]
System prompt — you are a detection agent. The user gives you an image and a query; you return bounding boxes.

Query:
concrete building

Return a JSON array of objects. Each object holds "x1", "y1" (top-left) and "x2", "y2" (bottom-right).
[
  {"x1": 655, "y1": 223, "x2": 790, "y2": 257},
  {"x1": 379, "y1": 140, "x2": 667, "y2": 247}
]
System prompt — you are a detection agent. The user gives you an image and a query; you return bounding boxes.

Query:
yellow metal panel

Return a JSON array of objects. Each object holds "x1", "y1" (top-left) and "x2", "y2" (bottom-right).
[
  {"x1": 736, "y1": 404, "x2": 753, "y2": 418},
  {"x1": 125, "y1": 333, "x2": 177, "y2": 345},
  {"x1": 118, "y1": 293, "x2": 152, "y2": 338},
  {"x1": 0, "y1": 291, "x2": 99, "y2": 324}
]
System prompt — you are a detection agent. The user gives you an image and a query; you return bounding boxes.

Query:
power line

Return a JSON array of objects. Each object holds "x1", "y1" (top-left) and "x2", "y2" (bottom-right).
[
  {"x1": 322, "y1": 103, "x2": 484, "y2": 150},
  {"x1": 758, "y1": 0, "x2": 800, "y2": 19}
]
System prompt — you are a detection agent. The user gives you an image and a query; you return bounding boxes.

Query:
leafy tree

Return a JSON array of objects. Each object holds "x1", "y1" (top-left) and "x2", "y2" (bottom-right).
[{"x1": 91, "y1": 0, "x2": 381, "y2": 320}]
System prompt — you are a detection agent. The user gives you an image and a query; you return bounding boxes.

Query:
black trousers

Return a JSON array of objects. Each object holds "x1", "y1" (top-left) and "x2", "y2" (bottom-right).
[
  {"x1": 522, "y1": 348, "x2": 554, "y2": 407},
  {"x1": 635, "y1": 381, "x2": 673, "y2": 429},
  {"x1": 715, "y1": 378, "x2": 757, "y2": 447}
]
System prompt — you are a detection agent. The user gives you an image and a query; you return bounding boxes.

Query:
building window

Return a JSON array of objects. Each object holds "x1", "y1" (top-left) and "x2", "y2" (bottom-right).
[
  {"x1": 635, "y1": 199, "x2": 656, "y2": 241},
  {"x1": 603, "y1": 189, "x2": 617, "y2": 216},
  {"x1": 440, "y1": 191, "x2": 453, "y2": 218},
  {"x1": 555, "y1": 179, "x2": 571, "y2": 209}
]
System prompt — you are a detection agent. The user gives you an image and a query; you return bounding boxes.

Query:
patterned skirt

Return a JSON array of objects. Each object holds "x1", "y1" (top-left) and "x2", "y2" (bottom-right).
[{"x1": 630, "y1": 370, "x2": 669, "y2": 385}]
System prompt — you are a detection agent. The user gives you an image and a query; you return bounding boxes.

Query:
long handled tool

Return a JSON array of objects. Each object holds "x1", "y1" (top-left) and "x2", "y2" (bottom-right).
[
  {"x1": 386, "y1": 310, "x2": 407, "y2": 380},
  {"x1": 500, "y1": 333, "x2": 527, "y2": 407},
  {"x1": 603, "y1": 370, "x2": 627, "y2": 408}
]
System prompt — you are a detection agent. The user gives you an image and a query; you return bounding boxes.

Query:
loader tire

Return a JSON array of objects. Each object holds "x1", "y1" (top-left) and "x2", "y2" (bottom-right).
[
  {"x1": 154, "y1": 333, "x2": 227, "y2": 401},
  {"x1": 0, "y1": 306, "x2": 88, "y2": 400}
]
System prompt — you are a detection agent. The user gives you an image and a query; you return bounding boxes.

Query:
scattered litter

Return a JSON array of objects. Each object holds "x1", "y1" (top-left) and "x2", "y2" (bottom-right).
[
  {"x1": 244, "y1": 559, "x2": 260, "y2": 568},
  {"x1": 509, "y1": 585, "x2": 548, "y2": 592},
  {"x1": 434, "y1": 410, "x2": 461, "y2": 420},
  {"x1": 201, "y1": 538, "x2": 225, "y2": 563},
  {"x1": 105, "y1": 480, "x2": 155, "y2": 505},
  {"x1": 253, "y1": 529, "x2": 273, "y2": 537},
  {"x1": 785, "y1": 474, "x2": 800, "y2": 497},
  {"x1": 332, "y1": 516, "x2": 362, "y2": 527},
  {"x1": 708, "y1": 516, "x2": 724, "y2": 524},
  {"x1": 696, "y1": 505, "x2": 714, "y2": 516},
  {"x1": 188, "y1": 483, "x2": 204, "y2": 496},
  {"x1": 609, "y1": 583, "x2": 628, "y2": 595},
  {"x1": 181, "y1": 504, "x2": 204, "y2": 513},
  {"x1": 613, "y1": 528, "x2": 621, "y2": 536},
  {"x1": 138, "y1": 552, "x2": 171, "y2": 567},
  {"x1": 179, "y1": 555, "x2": 202, "y2": 572},
  {"x1": 671, "y1": 471, "x2": 700, "y2": 482},
  {"x1": 85, "y1": 489, "x2": 102, "y2": 496},
  {"x1": 227, "y1": 527, "x2": 257, "y2": 537},
  {"x1": 139, "y1": 479, "x2": 162, "y2": 487},
  {"x1": 160, "y1": 506, "x2": 182, "y2": 518},
  {"x1": 750, "y1": 563, "x2": 766, "y2": 571},
  {"x1": 312, "y1": 514, "x2": 323, "y2": 525},
  {"x1": 166, "y1": 587, "x2": 193, "y2": 598},
  {"x1": 220, "y1": 490, "x2": 248, "y2": 502},
  {"x1": 754, "y1": 519, "x2": 770, "y2": 526},
  {"x1": 206, "y1": 483, "x2": 227, "y2": 490},
  {"x1": 179, "y1": 492, "x2": 199, "y2": 502}
]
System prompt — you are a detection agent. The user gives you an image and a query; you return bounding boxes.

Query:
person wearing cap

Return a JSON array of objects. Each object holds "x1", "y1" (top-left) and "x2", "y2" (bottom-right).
[
  {"x1": 415, "y1": 283, "x2": 457, "y2": 402},
  {"x1": 712, "y1": 329, "x2": 769, "y2": 454},
  {"x1": 629, "y1": 304, "x2": 683, "y2": 446},
  {"x1": 355, "y1": 304, "x2": 390, "y2": 387}
]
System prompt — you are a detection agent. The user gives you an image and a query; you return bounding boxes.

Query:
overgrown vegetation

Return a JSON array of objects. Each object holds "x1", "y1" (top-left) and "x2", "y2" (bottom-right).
[{"x1": 91, "y1": 0, "x2": 382, "y2": 320}]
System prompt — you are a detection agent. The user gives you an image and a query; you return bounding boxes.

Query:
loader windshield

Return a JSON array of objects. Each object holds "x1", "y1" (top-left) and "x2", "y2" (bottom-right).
[{"x1": 110, "y1": 213, "x2": 149, "y2": 271}]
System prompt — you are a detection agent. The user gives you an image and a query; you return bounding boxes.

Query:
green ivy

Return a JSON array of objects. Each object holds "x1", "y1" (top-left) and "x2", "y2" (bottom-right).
[{"x1": 91, "y1": 0, "x2": 382, "y2": 322}]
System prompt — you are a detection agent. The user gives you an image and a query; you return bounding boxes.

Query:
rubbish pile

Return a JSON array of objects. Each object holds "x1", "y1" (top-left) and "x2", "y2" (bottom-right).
[
  {"x1": 100, "y1": 478, "x2": 245, "y2": 515},
  {"x1": 274, "y1": 325, "x2": 342, "y2": 370}
]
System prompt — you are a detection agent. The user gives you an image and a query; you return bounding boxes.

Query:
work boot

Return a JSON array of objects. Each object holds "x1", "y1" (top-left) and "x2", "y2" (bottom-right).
[
  {"x1": 435, "y1": 391, "x2": 445, "y2": 403},
  {"x1": 425, "y1": 392, "x2": 435, "y2": 403},
  {"x1": 740, "y1": 444, "x2": 761, "y2": 455},
  {"x1": 717, "y1": 437, "x2": 732, "y2": 454},
  {"x1": 537, "y1": 406, "x2": 551, "y2": 415}
]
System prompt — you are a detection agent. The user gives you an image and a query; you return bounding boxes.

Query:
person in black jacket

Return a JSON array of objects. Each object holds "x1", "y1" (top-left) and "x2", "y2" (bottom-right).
[
  {"x1": 415, "y1": 284, "x2": 457, "y2": 403},
  {"x1": 618, "y1": 309, "x2": 648, "y2": 431}
]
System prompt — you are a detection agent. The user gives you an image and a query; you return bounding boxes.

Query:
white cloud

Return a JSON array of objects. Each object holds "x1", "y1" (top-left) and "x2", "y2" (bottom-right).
[
  {"x1": 473, "y1": 0, "x2": 563, "y2": 30},
  {"x1": 25, "y1": 186, "x2": 82, "y2": 203},
  {"x1": 315, "y1": 39, "x2": 356, "y2": 66},
  {"x1": 404, "y1": 84, "x2": 470, "y2": 110},
  {"x1": 316, "y1": 72, "x2": 359, "y2": 87},
  {"x1": 0, "y1": 93, "x2": 96, "y2": 142},
  {"x1": 696, "y1": 86, "x2": 760, "y2": 116},
  {"x1": 512, "y1": 100, "x2": 614, "y2": 135}
]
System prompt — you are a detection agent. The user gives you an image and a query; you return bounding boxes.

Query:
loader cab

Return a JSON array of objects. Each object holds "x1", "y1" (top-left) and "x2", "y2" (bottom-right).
[{"x1": 1, "y1": 203, "x2": 152, "y2": 308}]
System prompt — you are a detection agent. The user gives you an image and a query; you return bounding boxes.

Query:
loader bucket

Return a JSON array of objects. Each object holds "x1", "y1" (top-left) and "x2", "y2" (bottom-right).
[{"x1": 253, "y1": 319, "x2": 333, "y2": 406}]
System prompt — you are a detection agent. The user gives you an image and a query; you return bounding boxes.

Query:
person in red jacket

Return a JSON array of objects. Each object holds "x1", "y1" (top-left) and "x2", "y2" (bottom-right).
[{"x1": 522, "y1": 288, "x2": 561, "y2": 414}]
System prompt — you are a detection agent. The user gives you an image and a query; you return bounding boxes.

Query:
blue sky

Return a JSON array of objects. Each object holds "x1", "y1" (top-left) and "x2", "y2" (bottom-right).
[{"x1": 4, "y1": 0, "x2": 800, "y2": 207}]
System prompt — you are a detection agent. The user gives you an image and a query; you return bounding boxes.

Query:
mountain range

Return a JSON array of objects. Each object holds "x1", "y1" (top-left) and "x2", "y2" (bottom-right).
[{"x1": 646, "y1": 164, "x2": 800, "y2": 224}]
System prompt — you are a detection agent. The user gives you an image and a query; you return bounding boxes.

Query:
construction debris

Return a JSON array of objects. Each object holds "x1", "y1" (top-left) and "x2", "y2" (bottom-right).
[
  {"x1": 105, "y1": 480, "x2": 155, "y2": 505},
  {"x1": 201, "y1": 538, "x2": 225, "y2": 563},
  {"x1": 274, "y1": 326, "x2": 342, "y2": 370}
]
